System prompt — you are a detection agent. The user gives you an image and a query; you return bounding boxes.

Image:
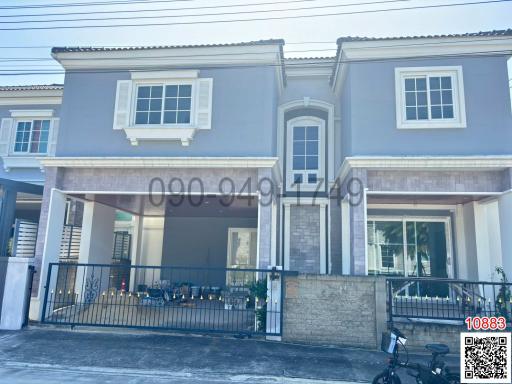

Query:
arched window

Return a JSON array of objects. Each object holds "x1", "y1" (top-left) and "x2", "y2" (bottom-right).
[{"x1": 286, "y1": 116, "x2": 325, "y2": 190}]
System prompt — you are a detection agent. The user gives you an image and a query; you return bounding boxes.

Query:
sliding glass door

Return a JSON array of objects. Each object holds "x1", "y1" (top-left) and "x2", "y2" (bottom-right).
[{"x1": 367, "y1": 217, "x2": 452, "y2": 279}]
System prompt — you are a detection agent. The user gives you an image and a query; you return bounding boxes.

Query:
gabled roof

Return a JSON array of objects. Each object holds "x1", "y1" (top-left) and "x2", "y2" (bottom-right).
[
  {"x1": 331, "y1": 29, "x2": 512, "y2": 89},
  {"x1": 51, "y1": 39, "x2": 286, "y2": 87},
  {"x1": 0, "y1": 84, "x2": 63, "y2": 91},
  {"x1": 336, "y1": 29, "x2": 512, "y2": 44},
  {"x1": 51, "y1": 39, "x2": 285, "y2": 53}
]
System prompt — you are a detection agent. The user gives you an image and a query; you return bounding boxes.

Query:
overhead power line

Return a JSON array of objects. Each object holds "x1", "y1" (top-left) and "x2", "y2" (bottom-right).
[
  {"x1": 0, "y1": 0, "x2": 409, "y2": 19},
  {"x1": 0, "y1": 49, "x2": 510, "y2": 76},
  {"x1": 0, "y1": 0, "x2": 197, "y2": 10},
  {"x1": 0, "y1": 0, "x2": 509, "y2": 31},
  {"x1": 0, "y1": 0, "x2": 414, "y2": 24}
]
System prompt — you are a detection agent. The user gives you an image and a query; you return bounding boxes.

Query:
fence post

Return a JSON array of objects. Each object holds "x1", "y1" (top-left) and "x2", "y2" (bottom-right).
[
  {"x1": 22, "y1": 266, "x2": 35, "y2": 327},
  {"x1": 387, "y1": 279, "x2": 393, "y2": 326},
  {"x1": 40, "y1": 263, "x2": 54, "y2": 322}
]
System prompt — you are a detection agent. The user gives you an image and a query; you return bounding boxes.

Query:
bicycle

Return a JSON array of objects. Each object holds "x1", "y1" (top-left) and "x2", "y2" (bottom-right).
[{"x1": 373, "y1": 328, "x2": 460, "y2": 384}]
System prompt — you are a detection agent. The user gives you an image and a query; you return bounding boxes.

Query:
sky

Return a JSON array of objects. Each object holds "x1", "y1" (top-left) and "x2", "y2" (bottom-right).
[{"x1": 0, "y1": 0, "x2": 511, "y2": 85}]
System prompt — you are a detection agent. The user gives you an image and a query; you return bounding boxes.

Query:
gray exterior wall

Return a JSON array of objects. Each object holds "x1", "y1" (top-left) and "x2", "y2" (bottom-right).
[
  {"x1": 341, "y1": 56, "x2": 512, "y2": 158},
  {"x1": 56, "y1": 67, "x2": 279, "y2": 157},
  {"x1": 280, "y1": 77, "x2": 335, "y2": 105},
  {"x1": 0, "y1": 104, "x2": 61, "y2": 183}
]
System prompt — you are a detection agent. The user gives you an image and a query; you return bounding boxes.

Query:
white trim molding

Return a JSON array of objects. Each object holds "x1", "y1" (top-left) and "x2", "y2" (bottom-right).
[
  {"x1": 10, "y1": 110, "x2": 54, "y2": 118},
  {"x1": 131, "y1": 70, "x2": 199, "y2": 80},
  {"x1": 0, "y1": 90, "x2": 62, "y2": 106},
  {"x1": 395, "y1": 66, "x2": 466, "y2": 129},
  {"x1": 340, "y1": 36, "x2": 512, "y2": 61},
  {"x1": 2, "y1": 157, "x2": 43, "y2": 172},
  {"x1": 277, "y1": 98, "x2": 335, "y2": 187},
  {"x1": 286, "y1": 116, "x2": 326, "y2": 192},
  {"x1": 336, "y1": 156, "x2": 512, "y2": 183},
  {"x1": 39, "y1": 156, "x2": 279, "y2": 169}
]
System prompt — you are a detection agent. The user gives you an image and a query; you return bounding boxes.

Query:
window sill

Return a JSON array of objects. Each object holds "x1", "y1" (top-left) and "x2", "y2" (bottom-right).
[
  {"x1": 2, "y1": 156, "x2": 44, "y2": 171},
  {"x1": 396, "y1": 120, "x2": 466, "y2": 129},
  {"x1": 123, "y1": 126, "x2": 199, "y2": 146}
]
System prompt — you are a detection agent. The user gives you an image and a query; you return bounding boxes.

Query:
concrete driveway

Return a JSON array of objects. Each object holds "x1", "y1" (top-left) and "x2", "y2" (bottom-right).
[{"x1": 0, "y1": 326, "x2": 458, "y2": 383}]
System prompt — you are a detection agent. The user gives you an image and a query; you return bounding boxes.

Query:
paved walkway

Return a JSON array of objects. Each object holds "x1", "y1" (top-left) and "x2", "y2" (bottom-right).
[{"x1": 0, "y1": 327, "x2": 458, "y2": 383}]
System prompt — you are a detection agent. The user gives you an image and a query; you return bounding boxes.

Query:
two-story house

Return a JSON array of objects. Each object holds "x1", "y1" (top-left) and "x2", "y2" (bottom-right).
[{"x1": 1, "y1": 31, "x2": 511, "y2": 333}]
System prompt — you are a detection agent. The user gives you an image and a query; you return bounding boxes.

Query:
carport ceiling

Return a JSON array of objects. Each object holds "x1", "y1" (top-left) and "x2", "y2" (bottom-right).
[{"x1": 367, "y1": 194, "x2": 497, "y2": 205}]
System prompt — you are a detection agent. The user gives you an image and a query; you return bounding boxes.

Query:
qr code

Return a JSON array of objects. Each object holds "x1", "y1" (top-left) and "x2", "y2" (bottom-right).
[{"x1": 461, "y1": 332, "x2": 511, "y2": 383}]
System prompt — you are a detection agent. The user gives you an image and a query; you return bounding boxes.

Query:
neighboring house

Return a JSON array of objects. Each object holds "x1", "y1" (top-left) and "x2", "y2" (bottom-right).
[
  {"x1": 1, "y1": 31, "x2": 511, "y2": 333},
  {"x1": 0, "y1": 85, "x2": 62, "y2": 326},
  {"x1": 0, "y1": 85, "x2": 63, "y2": 254}
]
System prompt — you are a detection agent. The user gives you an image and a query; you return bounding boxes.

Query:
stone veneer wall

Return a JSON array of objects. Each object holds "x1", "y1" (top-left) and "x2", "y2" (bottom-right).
[
  {"x1": 289, "y1": 205, "x2": 320, "y2": 273},
  {"x1": 282, "y1": 274, "x2": 464, "y2": 353},
  {"x1": 396, "y1": 322, "x2": 464, "y2": 353},
  {"x1": 367, "y1": 170, "x2": 508, "y2": 192},
  {"x1": 329, "y1": 198, "x2": 342, "y2": 274},
  {"x1": 283, "y1": 274, "x2": 387, "y2": 348}
]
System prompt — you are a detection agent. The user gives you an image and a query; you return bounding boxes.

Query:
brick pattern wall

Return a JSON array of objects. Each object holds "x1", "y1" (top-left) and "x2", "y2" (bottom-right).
[
  {"x1": 367, "y1": 170, "x2": 508, "y2": 192},
  {"x1": 283, "y1": 274, "x2": 386, "y2": 348},
  {"x1": 61, "y1": 167, "x2": 259, "y2": 193},
  {"x1": 289, "y1": 206, "x2": 320, "y2": 273}
]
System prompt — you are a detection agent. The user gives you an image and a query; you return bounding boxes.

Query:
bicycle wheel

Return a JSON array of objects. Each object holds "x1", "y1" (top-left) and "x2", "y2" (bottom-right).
[{"x1": 372, "y1": 371, "x2": 402, "y2": 384}]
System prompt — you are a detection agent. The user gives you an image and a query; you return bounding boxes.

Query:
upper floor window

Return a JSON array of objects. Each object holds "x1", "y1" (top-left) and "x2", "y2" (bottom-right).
[
  {"x1": 286, "y1": 116, "x2": 325, "y2": 191},
  {"x1": 113, "y1": 71, "x2": 213, "y2": 146},
  {"x1": 395, "y1": 66, "x2": 466, "y2": 129},
  {"x1": 14, "y1": 119, "x2": 50, "y2": 153},
  {"x1": 0, "y1": 109, "x2": 59, "y2": 171},
  {"x1": 134, "y1": 84, "x2": 192, "y2": 125}
]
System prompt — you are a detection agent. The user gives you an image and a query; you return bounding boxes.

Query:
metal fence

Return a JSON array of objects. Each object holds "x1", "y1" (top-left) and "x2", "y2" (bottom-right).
[
  {"x1": 42, "y1": 263, "x2": 288, "y2": 336},
  {"x1": 387, "y1": 277, "x2": 512, "y2": 326}
]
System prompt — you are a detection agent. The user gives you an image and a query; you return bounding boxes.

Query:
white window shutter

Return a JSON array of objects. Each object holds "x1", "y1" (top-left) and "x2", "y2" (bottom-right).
[
  {"x1": 113, "y1": 80, "x2": 132, "y2": 130},
  {"x1": 48, "y1": 118, "x2": 59, "y2": 156},
  {"x1": 0, "y1": 118, "x2": 13, "y2": 157},
  {"x1": 196, "y1": 78, "x2": 213, "y2": 129}
]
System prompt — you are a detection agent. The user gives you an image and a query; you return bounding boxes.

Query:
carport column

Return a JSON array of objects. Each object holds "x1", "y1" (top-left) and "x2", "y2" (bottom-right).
[
  {"x1": 75, "y1": 200, "x2": 116, "y2": 301},
  {"x1": 257, "y1": 168, "x2": 273, "y2": 269},
  {"x1": 498, "y1": 190, "x2": 512, "y2": 279},
  {"x1": 128, "y1": 215, "x2": 144, "y2": 292},
  {"x1": 346, "y1": 169, "x2": 368, "y2": 276},
  {"x1": 33, "y1": 188, "x2": 67, "y2": 321}
]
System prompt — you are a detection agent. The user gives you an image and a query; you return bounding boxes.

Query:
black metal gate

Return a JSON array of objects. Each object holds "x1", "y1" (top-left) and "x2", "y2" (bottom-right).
[{"x1": 41, "y1": 263, "x2": 287, "y2": 336}]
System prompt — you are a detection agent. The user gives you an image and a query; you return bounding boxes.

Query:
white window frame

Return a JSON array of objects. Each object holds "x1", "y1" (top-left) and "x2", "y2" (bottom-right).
[
  {"x1": 286, "y1": 116, "x2": 325, "y2": 192},
  {"x1": 11, "y1": 118, "x2": 52, "y2": 156},
  {"x1": 395, "y1": 66, "x2": 466, "y2": 129},
  {"x1": 367, "y1": 215, "x2": 453, "y2": 278},
  {"x1": 226, "y1": 227, "x2": 258, "y2": 269},
  {"x1": 130, "y1": 79, "x2": 196, "y2": 129}
]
